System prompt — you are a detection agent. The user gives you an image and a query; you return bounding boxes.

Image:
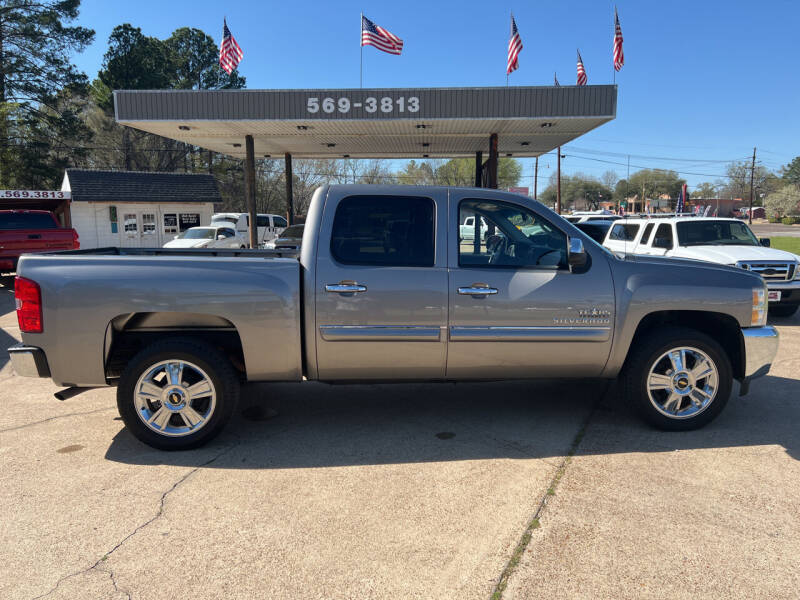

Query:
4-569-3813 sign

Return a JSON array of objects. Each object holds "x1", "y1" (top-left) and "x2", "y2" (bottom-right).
[
  {"x1": 1, "y1": 190, "x2": 70, "y2": 199},
  {"x1": 306, "y1": 96, "x2": 419, "y2": 115}
]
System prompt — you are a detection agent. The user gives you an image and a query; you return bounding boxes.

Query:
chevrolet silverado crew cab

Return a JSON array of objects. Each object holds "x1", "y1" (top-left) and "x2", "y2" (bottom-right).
[
  {"x1": 602, "y1": 216, "x2": 800, "y2": 317},
  {"x1": 10, "y1": 185, "x2": 779, "y2": 450}
]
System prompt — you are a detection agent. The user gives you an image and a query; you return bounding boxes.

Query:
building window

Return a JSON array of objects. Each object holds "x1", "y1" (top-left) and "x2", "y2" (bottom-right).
[
  {"x1": 163, "y1": 213, "x2": 178, "y2": 234},
  {"x1": 124, "y1": 214, "x2": 138, "y2": 234},
  {"x1": 179, "y1": 213, "x2": 200, "y2": 231},
  {"x1": 142, "y1": 213, "x2": 156, "y2": 235}
]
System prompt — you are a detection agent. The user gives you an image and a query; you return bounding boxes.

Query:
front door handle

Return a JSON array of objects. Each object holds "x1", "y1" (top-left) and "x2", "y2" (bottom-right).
[
  {"x1": 458, "y1": 284, "x2": 498, "y2": 296},
  {"x1": 325, "y1": 282, "x2": 367, "y2": 294}
]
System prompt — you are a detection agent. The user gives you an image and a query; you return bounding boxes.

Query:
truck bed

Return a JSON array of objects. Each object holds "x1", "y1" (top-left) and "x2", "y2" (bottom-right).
[{"x1": 15, "y1": 248, "x2": 303, "y2": 386}]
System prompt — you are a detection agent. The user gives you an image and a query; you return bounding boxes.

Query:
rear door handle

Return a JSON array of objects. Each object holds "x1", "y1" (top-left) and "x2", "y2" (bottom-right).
[
  {"x1": 325, "y1": 282, "x2": 367, "y2": 294},
  {"x1": 458, "y1": 285, "x2": 498, "y2": 296}
]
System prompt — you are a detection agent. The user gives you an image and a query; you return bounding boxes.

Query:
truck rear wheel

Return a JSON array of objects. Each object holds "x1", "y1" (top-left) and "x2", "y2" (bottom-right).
[
  {"x1": 622, "y1": 327, "x2": 732, "y2": 431},
  {"x1": 117, "y1": 338, "x2": 239, "y2": 450}
]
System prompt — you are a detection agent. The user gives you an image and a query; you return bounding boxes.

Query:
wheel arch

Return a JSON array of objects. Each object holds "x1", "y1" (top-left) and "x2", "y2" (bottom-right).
[
  {"x1": 621, "y1": 310, "x2": 744, "y2": 380},
  {"x1": 103, "y1": 312, "x2": 246, "y2": 383}
]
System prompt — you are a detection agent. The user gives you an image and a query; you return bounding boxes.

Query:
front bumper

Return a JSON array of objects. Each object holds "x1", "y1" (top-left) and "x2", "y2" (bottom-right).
[
  {"x1": 767, "y1": 281, "x2": 800, "y2": 305},
  {"x1": 742, "y1": 326, "x2": 779, "y2": 380},
  {"x1": 8, "y1": 344, "x2": 50, "y2": 378}
]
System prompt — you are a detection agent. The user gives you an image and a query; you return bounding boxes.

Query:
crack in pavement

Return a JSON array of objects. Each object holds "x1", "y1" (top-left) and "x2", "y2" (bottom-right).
[
  {"x1": 0, "y1": 407, "x2": 115, "y2": 433},
  {"x1": 95, "y1": 564, "x2": 131, "y2": 600},
  {"x1": 489, "y1": 388, "x2": 604, "y2": 600},
  {"x1": 31, "y1": 443, "x2": 237, "y2": 600}
]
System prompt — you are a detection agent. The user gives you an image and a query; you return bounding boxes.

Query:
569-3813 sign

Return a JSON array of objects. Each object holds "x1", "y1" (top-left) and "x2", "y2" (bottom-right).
[
  {"x1": 0, "y1": 190, "x2": 70, "y2": 199},
  {"x1": 306, "y1": 96, "x2": 420, "y2": 115}
]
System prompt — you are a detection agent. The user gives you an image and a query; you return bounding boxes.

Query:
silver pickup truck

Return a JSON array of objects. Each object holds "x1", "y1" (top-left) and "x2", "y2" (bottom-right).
[{"x1": 10, "y1": 185, "x2": 779, "y2": 450}]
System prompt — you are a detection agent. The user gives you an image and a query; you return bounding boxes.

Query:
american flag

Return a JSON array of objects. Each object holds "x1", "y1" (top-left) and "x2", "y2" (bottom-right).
[
  {"x1": 554, "y1": 72, "x2": 560, "y2": 86},
  {"x1": 613, "y1": 7, "x2": 624, "y2": 71},
  {"x1": 576, "y1": 50, "x2": 587, "y2": 85},
  {"x1": 219, "y1": 19, "x2": 243, "y2": 74},
  {"x1": 361, "y1": 15, "x2": 403, "y2": 55},
  {"x1": 507, "y1": 15, "x2": 523, "y2": 75}
]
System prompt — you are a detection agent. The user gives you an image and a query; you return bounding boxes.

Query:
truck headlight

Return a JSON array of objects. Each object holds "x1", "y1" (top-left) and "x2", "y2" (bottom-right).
[
  {"x1": 795, "y1": 262, "x2": 800, "y2": 280},
  {"x1": 751, "y1": 286, "x2": 767, "y2": 327}
]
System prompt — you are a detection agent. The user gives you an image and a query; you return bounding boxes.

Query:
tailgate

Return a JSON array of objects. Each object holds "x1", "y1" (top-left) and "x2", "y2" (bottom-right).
[{"x1": 0, "y1": 229, "x2": 77, "y2": 255}]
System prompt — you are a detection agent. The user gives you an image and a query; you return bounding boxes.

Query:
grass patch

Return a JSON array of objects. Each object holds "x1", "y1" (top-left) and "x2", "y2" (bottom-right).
[{"x1": 769, "y1": 237, "x2": 800, "y2": 254}]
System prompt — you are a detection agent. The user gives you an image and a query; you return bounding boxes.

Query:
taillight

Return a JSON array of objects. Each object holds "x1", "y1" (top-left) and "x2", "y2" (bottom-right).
[
  {"x1": 15, "y1": 276, "x2": 43, "y2": 333},
  {"x1": 72, "y1": 230, "x2": 80, "y2": 249}
]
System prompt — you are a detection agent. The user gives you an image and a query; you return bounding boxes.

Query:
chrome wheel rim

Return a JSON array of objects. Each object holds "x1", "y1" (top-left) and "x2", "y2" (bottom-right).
[
  {"x1": 133, "y1": 360, "x2": 216, "y2": 437},
  {"x1": 646, "y1": 346, "x2": 718, "y2": 419}
]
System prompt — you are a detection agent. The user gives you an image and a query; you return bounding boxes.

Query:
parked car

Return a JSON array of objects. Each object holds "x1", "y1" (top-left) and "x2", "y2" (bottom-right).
[
  {"x1": 0, "y1": 210, "x2": 79, "y2": 273},
  {"x1": 602, "y1": 217, "x2": 800, "y2": 317},
  {"x1": 564, "y1": 211, "x2": 621, "y2": 224},
  {"x1": 264, "y1": 224, "x2": 304, "y2": 251},
  {"x1": 574, "y1": 219, "x2": 615, "y2": 244},
  {"x1": 459, "y1": 215, "x2": 488, "y2": 241},
  {"x1": 163, "y1": 225, "x2": 247, "y2": 249},
  {"x1": 10, "y1": 185, "x2": 778, "y2": 450},
  {"x1": 211, "y1": 212, "x2": 287, "y2": 245}
]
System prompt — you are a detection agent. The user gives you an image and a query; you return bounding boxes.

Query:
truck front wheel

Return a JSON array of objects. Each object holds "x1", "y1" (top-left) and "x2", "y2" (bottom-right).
[
  {"x1": 117, "y1": 338, "x2": 239, "y2": 450},
  {"x1": 622, "y1": 327, "x2": 732, "y2": 431}
]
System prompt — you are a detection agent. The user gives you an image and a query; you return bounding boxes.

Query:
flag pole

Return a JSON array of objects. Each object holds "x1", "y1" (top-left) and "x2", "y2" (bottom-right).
[{"x1": 360, "y1": 12, "x2": 363, "y2": 88}]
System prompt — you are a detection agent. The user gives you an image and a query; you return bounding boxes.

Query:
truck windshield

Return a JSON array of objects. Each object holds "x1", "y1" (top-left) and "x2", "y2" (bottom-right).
[
  {"x1": 0, "y1": 212, "x2": 57, "y2": 230},
  {"x1": 178, "y1": 228, "x2": 215, "y2": 239},
  {"x1": 676, "y1": 220, "x2": 760, "y2": 246}
]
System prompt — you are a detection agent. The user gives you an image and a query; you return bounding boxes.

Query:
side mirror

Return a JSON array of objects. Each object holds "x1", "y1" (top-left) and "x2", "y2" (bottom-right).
[
  {"x1": 568, "y1": 238, "x2": 588, "y2": 270},
  {"x1": 217, "y1": 235, "x2": 226, "y2": 240},
  {"x1": 760, "y1": 238, "x2": 771, "y2": 247}
]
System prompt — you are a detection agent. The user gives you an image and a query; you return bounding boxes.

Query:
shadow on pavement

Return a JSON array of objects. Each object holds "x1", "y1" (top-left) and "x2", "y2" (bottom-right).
[{"x1": 103, "y1": 373, "x2": 800, "y2": 468}]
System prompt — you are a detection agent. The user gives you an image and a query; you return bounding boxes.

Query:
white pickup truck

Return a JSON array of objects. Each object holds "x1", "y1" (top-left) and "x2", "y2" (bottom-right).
[{"x1": 603, "y1": 217, "x2": 800, "y2": 317}]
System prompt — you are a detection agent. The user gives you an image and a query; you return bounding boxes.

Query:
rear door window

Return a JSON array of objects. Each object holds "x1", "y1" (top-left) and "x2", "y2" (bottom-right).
[{"x1": 331, "y1": 196, "x2": 435, "y2": 267}]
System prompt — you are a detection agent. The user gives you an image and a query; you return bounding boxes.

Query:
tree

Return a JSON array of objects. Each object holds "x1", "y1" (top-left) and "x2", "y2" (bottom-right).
[
  {"x1": 626, "y1": 169, "x2": 686, "y2": 202},
  {"x1": 0, "y1": 0, "x2": 95, "y2": 186},
  {"x1": 718, "y1": 160, "x2": 777, "y2": 203},
  {"x1": 601, "y1": 170, "x2": 619, "y2": 191},
  {"x1": 166, "y1": 28, "x2": 245, "y2": 90},
  {"x1": 764, "y1": 185, "x2": 800, "y2": 218},
  {"x1": 780, "y1": 157, "x2": 800, "y2": 185},
  {"x1": 395, "y1": 157, "x2": 521, "y2": 188},
  {"x1": 539, "y1": 173, "x2": 612, "y2": 211},
  {"x1": 691, "y1": 182, "x2": 718, "y2": 199}
]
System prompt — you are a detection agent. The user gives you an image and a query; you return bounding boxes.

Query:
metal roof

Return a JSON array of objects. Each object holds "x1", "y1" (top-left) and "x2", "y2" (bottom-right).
[
  {"x1": 64, "y1": 169, "x2": 221, "y2": 203},
  {"x1": 114, "y1": 86, "x2": 617, "y2": 159}
]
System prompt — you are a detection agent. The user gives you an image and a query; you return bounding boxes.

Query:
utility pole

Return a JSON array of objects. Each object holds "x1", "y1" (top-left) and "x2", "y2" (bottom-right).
[
  {"x1": 748, "y1": 147, "x2": 757, "y2": 225},
  {"x1": 556, "y1": 147, "x2": 562, "y2": 214},
  {"x1": 533, "y1": 156, "x2": 538, "y2": 200}
]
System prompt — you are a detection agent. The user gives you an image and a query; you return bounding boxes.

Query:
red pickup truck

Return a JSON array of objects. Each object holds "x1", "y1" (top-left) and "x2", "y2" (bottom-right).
[{"x1": 0, "y1": 210, "x2": 79, "y2": 272}]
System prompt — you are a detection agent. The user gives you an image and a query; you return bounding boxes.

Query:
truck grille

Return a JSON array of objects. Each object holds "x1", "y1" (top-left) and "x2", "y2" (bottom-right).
[{"x1": 737, "y1": 261, "x2": 796, "y2": 281}]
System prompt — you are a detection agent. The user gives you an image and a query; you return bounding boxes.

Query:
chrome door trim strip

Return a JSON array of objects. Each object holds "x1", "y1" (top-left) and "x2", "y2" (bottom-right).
[
  {"x1": 449, "y1": 326, "x2": 611, "y2": 342},
  {"x1": 319, "y1": 325, "x2": 442, "y2": 342}
]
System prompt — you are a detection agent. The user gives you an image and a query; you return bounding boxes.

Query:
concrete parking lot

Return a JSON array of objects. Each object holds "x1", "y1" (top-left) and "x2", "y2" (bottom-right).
[{"x1": 1, "y1": 274, "x2": 798, "y2": 600}]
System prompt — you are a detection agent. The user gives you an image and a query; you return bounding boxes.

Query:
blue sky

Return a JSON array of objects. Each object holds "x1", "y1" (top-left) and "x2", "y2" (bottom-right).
[{"x1": 71, "y1": 0, "x2": 799, "y2": 191}]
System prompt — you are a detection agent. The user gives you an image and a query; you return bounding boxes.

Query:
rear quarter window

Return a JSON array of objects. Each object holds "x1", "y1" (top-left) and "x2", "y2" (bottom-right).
[{"x1": 609, "y1": 223, "x2": 640, "y2": 241}]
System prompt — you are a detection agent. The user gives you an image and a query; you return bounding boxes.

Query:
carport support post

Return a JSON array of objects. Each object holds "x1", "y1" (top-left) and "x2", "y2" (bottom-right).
[
  {"x1": 474, "y1": 151, "x2": 483, "y2": 188},
  {"x1": 285, "y1": 153, "x2": 294, "y2": 226},
  {"x1": 245, "y1": 135, "x2": 258, "y2": 249},
  {"x1": 487, "y1": 133, "x2": 498, "y2": 189}
]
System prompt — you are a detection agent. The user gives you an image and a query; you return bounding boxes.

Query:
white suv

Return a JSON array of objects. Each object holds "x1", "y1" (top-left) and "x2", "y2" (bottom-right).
[{"x1": 602, "y1": 217, "x2": 800, "y2": 317}]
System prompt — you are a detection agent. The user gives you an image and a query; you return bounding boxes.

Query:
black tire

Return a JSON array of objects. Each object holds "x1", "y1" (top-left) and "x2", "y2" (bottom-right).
[
  {"x1": 117, "y1": 338, "x2": 239, "y2": 450},
  {"x1": 621, "y1": 326, "x2": 732, "y2": 431},
  {"x1": 769, "y1": 304, "x2": 799, "y2": 318}
]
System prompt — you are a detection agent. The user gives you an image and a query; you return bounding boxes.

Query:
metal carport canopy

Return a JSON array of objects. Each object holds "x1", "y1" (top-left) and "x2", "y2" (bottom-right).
[{"x1": 113, "y1": 85, "x2": 617, "y2": 159}]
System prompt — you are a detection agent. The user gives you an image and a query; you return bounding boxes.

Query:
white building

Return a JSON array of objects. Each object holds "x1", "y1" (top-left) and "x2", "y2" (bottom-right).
[{"x1": 61, "y1": 169, "x2": 221, "y2": 249}]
